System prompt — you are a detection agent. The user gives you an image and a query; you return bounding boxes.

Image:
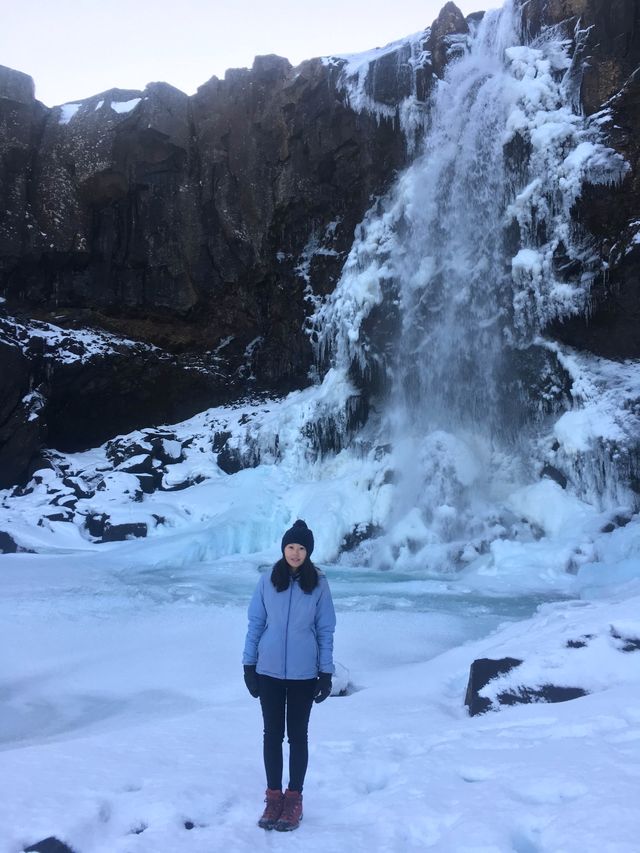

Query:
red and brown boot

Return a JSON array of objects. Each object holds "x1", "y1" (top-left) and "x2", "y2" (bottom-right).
[
  {"x1": 274, "y1": 788, "x2": 303, "y2": 831},
  {"x1": 257, "y1": 788, "x2": 283, "y2": 830}
]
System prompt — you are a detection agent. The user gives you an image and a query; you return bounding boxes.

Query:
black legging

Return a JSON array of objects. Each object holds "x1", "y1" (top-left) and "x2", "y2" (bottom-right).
[{"x1": 258, "y1": 674, "x2": 317, "y2": 792}]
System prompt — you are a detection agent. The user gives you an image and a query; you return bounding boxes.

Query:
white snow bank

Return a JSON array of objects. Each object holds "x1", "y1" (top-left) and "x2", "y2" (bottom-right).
[{"x1": 1, "y1": 546, "x2": 639, "y2": 852}]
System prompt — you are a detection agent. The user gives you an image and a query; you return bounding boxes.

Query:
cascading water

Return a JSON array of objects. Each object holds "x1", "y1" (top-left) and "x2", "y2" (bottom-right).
[
  {"x1": 394, "y1": 8, "x2": 520, "y2": 434},
  {"x1": 312, "y1": 0, "x2": 633, "y2": 570}
]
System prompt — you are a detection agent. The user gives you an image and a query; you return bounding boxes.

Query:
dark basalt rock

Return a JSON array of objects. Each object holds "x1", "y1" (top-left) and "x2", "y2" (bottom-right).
[
  {"x1": 496, "y1": 684, "x2": 587, "y2": 706},
  {"x1": 519, "y1": 0, "x2": 640, "y2": 116},
  {"x1": 148, "y1": 434, "x2": 183, "y2": 464},
  {"x1": 0, "y1": 314, "x2": 242, "y2": 486},
  {"x1": 102, "y1": 521, "x2": 148, "y2": 542},
  {"x1": 160, "y1": 475, "x2": 205, "y2": 492},
  {"x1": 85, "y1": 512, "x2": 108, "y2": 538},
  {"x1": 340, "y1": 523, "x2": 382, "y2": 552},
  {"x1": 39, "y1": 510, "x2": 74, "y2": 524},
  {"x1": 217, "y1": 445, "x2": 259, "y2": 475},
  {"x1": 465, "y1": 657, "x2": 523, "y2": 716},
  {"x1": 24, "y1": 837, "x2": 76, "y2": 853},
  {"x1": 62, "y1": 476, "x2": 95, "y2": 499},
  {"x1": 0, "y1": 337, "x2": 45, "y2": 489},
  {"x1": 117, "y1": 454, "x2": 157, "y2": 476},
  {"x1": 363, "y1": 42, "x2": 416, "y2": 106},
  {"x1": 566, "y1": 634, "x2": 594, "y2": 648},
  {"x1": 427, "y1": 2, "x2": 470, "y2": 80},
  {"x1": 465, "y1": 656, "x2": 589, "y2": 715},
  {"x1": 541, "y1": 464, "x2": 568, "y2": 489},
  {"x1": 0, "y1": 50, "x2": 410, "y2": 391},
  {"x1": 611, "y1": 626, "x2": 640, "y2": 652},
  {"x1": 601, "y1": 513, "x2": 632, "y2": 533},
  {"x1": 136, "y1": 473, "x2": 158, "y2": 494},
  {"x1": 0, "y1": 530, "x2": 18, "y2": 553}
]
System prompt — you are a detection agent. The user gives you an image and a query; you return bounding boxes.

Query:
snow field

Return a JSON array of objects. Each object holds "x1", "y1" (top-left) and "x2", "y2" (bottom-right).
[{"x1": 1, "y1": 545, "x2": 640, "y2": 853}]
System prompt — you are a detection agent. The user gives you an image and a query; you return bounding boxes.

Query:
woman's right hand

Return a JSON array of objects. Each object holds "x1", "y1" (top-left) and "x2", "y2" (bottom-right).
[{"x1": 243, "y1": 664, "x2": 260, "y2": 698}]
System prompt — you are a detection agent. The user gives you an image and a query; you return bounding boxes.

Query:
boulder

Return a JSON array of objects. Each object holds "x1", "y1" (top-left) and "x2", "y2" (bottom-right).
[
  {"x1": 85, "y1": 513, "x2": 108, "y2": 538},
  {"x1": 541, "y1": 464, "x2": 568, "y2": 489},
  {"x1": 0, "y1": 530, "x2": 18, "y2": 553},
  {"x1": 465, "y1": 657, "x2": 523, "y2": 716},
  {"x1": 23, "y1": 838, "x2": 76, "y2": 853},
  {"x1": 465, "y1": 656, "x2": 588, "y2": 716},
  {"x1": 611, "y1": 626, "x2": 640, "y2": 652},
  {"x1": 101, "y1": 521, "x2": 148, "y2": 542}
]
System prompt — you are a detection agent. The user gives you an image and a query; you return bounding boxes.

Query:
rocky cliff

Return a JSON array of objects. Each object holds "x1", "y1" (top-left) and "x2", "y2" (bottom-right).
[
  {"x1": 1, "y1": 0, "x2": 639, "y2": 488},
  {"x1": 0, "y1": 3, "x2": 473, "y2": 487},
  {"x1": 520, "y1": 0, "x2": 640, "y2": 357}
]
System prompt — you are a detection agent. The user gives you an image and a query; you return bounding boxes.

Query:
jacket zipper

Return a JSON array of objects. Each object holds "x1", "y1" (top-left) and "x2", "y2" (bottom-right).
[{"x1": 284, "y1": 581, "x2": 294, "y2": 679}]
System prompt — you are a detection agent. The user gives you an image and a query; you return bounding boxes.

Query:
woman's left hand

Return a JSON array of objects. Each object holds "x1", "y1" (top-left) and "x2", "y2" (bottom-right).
[{"x1": 314, "y1": 672, "x2": 332, "y2": 703}]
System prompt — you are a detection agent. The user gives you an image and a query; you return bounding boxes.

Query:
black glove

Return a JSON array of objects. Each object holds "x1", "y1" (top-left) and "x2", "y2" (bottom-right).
[
  {"x1": 314, "y1": 672, "x2": 332, "y2": 703},
  {"x1": 244, "y1": 665, "x2": 259, "y2": 698}
]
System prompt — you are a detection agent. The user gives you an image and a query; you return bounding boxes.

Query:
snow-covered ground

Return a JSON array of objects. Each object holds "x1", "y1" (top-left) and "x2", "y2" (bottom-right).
[
  {"x1": 2, "y1": 515, "x2": 640, "y2": 853},
  {"x1": 2, "y1": 333, "x2": 639, "y2": 852}
]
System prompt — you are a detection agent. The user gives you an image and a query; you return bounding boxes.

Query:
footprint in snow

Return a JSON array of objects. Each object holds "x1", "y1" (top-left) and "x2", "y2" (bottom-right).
[
  {"x1": 511, "y1": 778, "x2": 588, "y2": 805},
  {"x1": 459, "y1": 766, "x2": 494, "y2": 783}
]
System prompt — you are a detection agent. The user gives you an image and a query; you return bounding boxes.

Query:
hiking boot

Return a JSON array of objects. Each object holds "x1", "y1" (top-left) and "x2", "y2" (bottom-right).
[
  {"x1": 257, "y1": 788, "x2": 283, "y2": 829},
  {"x1": 274, "y1": 788, "x2": 303, "y2": 831}
]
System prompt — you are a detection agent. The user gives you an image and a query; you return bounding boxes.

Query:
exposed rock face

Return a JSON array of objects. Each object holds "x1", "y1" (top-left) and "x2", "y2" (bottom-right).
[
  {"x1": 0, "y1": 56, "x2": 409, "y2": 390},
  {"x1": 428, "y1": 1, "x2": 470, "y2": 79},
  {"x1": 0, "y1": 313, "x2": 239, "y2": 488},
  {"x1": 520, "y1": 0, "x2": 640, "y2": 357},
  {"x1": 0, "y1": 66, "x2": 47, "y2": 263},
  {"x1": 521, "y1": 0, "x2": 640, "y2": 114}
]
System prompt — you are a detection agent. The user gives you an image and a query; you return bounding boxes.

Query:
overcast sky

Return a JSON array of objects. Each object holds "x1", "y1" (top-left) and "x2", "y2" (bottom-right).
[{"x1": 1, "y1": 0, "x2": 491, "y2": 107}]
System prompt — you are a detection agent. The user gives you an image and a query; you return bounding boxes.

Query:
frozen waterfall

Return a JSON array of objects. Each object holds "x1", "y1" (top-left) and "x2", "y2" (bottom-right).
[{"x1": 312, "y1": 0, "x2": 634, "y2": 570}]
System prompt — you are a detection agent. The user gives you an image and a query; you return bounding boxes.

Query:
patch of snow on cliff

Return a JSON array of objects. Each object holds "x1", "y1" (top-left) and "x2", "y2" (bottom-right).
[
  {"x1": 295, "y1": 220, "x2": 343, "y2": 294},
  {"x1": 22, "y1": 390, "x2": 46, "y2": 423},
  {"x1": 325, "y1": 30, "x2": 430, "y2": 145},
  {"x1": 110, "y1": 97, "x2": 142, "y2": 114},
  {"x1": 1, "y1": 315, "x2": 158, "y2": 365},
  {"x1": 58, "y1": 103, "x2": 82, "y2": 124}
]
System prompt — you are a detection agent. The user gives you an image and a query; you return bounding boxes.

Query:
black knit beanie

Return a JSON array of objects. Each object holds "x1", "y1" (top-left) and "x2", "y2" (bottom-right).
[{"x1": 281, "y1": 519, "x2": 314, "y2": 557}]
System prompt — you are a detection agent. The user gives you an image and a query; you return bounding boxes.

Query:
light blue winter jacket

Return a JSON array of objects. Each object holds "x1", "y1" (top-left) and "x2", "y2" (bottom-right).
[{"x1": 242, "y1": 569, "x2": 336, "y2": 679}]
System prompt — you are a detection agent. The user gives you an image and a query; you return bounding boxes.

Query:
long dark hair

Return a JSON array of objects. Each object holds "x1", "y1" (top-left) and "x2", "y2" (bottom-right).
[{"x1": 271, "y1": 556, "x2": 319, "y2": 593}]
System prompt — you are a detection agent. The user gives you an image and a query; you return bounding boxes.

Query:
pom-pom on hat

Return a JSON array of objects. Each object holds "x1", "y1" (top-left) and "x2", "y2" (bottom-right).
[{"x1": 281, "y1": 519, "x2": 314, "y2": 557}]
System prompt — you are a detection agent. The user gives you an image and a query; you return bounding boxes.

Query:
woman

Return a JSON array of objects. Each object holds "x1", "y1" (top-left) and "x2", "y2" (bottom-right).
[{"x1": 242, "y1": 519, "x2": 336, "y2": 831}]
